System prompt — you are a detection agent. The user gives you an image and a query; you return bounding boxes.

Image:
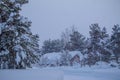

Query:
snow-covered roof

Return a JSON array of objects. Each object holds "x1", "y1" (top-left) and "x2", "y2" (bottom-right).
[
  {"x1": 40, "y1": 52, "x2": 62, "y2": 65},
  {"x1": 69, "y1": 51, "x2": 84, "y2": 60},
  {"x1": 42, "y1": 52, "x2": 62, "y2": 61}
]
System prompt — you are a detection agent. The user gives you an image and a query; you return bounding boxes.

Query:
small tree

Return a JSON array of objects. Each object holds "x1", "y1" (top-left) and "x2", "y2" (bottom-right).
[
  {"x1": 61, "y1": 28, "x2": 71, "y2": 50},
  {"x1": 60, "y1": 50, "x2": 71, "y2": 66}
]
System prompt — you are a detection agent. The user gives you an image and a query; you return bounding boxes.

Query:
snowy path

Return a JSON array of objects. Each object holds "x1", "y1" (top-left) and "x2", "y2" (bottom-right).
[{"x1": 0, "y1": 67, "x2": 120, "y2": 80}]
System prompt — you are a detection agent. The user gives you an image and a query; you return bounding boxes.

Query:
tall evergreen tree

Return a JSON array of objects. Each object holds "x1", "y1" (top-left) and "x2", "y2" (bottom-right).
[
  {"x1": 110, "y1": 24, "x2": 120, "y2": 63},
  {"x1": 70, "y1": 30, "x2": 85, "y2": 51},
  {"x1": 100, "y1": 27, "x2": 111, "y2": 62},
  {"x1": 89, "y1": 24, "x2": 101, "y2": 52},
  {"x1": 87, "y1": 24, "x2": 111, "y2": 64},
  {"x1": 0, "y1": 0, "x2": 40, "y2": 69},
  {"x1": 86, "y1": 24, "x2": 101, "y2": 65}
]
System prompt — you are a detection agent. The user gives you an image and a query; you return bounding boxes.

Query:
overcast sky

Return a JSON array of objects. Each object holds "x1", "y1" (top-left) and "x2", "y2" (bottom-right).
[{"x1": 21, "y1": 0, "x2": 120, "y2": 46}]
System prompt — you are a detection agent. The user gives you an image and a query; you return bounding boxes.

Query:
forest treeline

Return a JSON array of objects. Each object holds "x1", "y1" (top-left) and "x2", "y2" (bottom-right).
[{"x1": 40, "y1": 24, "x2": 120, "y2": 67}]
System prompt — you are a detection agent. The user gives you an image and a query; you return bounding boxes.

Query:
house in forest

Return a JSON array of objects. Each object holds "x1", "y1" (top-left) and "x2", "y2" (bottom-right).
[
  {"x1": 70, "y1": 54, "x2": 80, "y2": 66},
  {"x1": 69, "y1": 51, "x2": 84, "y2": 66}
]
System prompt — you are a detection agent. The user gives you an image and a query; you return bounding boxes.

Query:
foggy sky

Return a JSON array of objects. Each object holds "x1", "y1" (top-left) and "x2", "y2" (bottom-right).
[{"x1": 21, "y1": 0, "x2": 120, "y2": 46}]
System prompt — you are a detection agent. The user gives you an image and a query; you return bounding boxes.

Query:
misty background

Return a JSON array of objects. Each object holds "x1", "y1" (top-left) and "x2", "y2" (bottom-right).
[{"x1": 21, "y1": 0, "x2": 120, "y2": 46}]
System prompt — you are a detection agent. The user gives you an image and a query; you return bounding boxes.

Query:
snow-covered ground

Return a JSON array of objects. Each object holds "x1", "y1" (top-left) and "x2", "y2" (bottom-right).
[
  {"x1": 63, "y1": 67, "x2": 120, "y2": 80},
  {"x1": 0, "y1": 69, "x2": 63, "y2": 80},
  {"x1": 0, "y1": 67, "x2": 120, "y2": 80}
]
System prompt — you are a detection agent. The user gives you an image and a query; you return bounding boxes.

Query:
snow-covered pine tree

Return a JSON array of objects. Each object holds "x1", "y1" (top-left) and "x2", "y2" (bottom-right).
[
  {"x1": 87, "y1": 24, "x2": 104, "y2": 65},
  {"x1": 100, "y1": 27, "x2": 111, "y2": 62},
  {"x1": 0, "y1": 0, "x2": 40, "y2": 69},
  {"x1": 89, "y1": 24, "x2": 101, "y2": 51},
  {"x1": 70, "y1": 30, "x2": 85, "y2": 51},
  {"x1": 87, "y1": 24, "x2": 111, "y2": 65},
  {"x1": 110, "y1": 24, "x2": 120, "y2": 63}
]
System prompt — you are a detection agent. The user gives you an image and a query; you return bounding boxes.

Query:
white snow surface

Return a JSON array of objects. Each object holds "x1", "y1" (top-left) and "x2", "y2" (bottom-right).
[
  {"x1": 63, "y1": 67, "x2": 120, "y2": 80},
  {"x1": 0, "y1": 69, "x2": 63, "y2": 80},
  {"x1": 0, "y1": 67, "x2": 120, "y2": 80}
]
